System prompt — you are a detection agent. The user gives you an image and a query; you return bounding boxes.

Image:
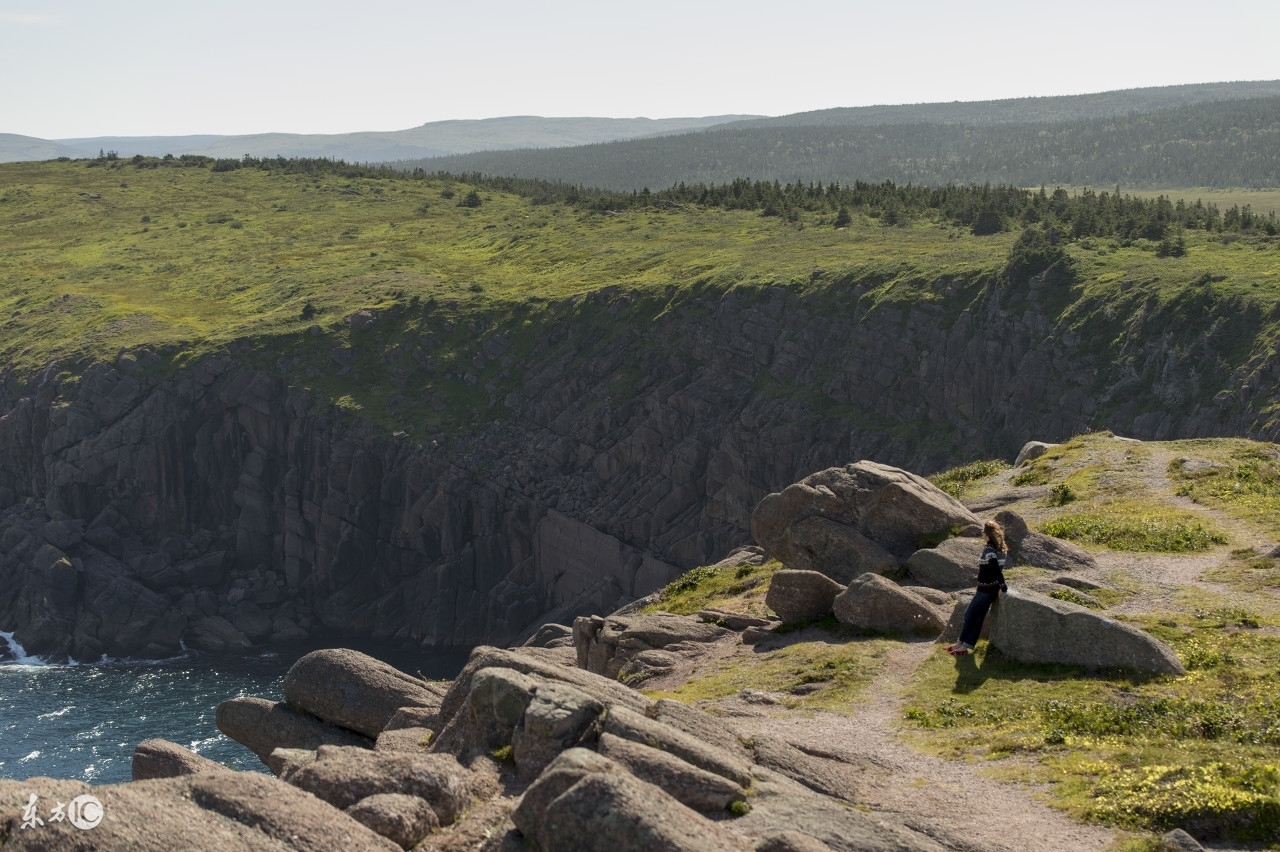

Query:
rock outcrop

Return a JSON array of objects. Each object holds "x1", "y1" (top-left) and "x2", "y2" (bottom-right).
[
  {"x1": 764, "y1": 570, "x2": 846, "y2": 623},
  {"x1": 751, "y1": 461, "x2": 979, "y2": 582},
  {"x1": 832, "y1": 573, "x2": 947, "y2": 636},
  {"x1": 905, "y1": 536, "x2": 983, "y2": 589},
  {"x1": 572, "y1": 612, "x2": 730, "y2": 683},
  {"x1": 989, "y1": 590, "x2": 1185, "y2": 674}
]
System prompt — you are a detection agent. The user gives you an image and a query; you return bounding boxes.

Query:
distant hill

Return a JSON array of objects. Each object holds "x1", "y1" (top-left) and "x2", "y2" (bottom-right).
[
  {"x1": 722, "y1": 80, "x2": 1280, "y2": 128},
  {"x1": 411, "y1": 94, "x2": 1280, "y2": 191},
  {"x1": 0, "y1": 116, "x2": 759, "y2": 165}
]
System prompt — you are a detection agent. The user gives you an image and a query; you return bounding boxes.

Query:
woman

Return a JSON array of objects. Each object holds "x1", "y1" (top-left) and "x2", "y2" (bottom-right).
[{"x1": 947, "y1": 520, "x2": 1008, "y2": 656}]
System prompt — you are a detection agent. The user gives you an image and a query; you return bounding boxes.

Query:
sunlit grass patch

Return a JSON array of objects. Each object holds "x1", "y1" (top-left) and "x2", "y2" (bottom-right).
[
  {"x1": 902, "y1": 609, "x2": 1280, "y2": 843},
  {"x1": 928, "y1": 458, "x2": 1011, "y2": 499},
  {"x1": 1167, "y1": 438, "x2": 1280, "y2": 539},
  {"x1": 1041, "y1": 503, "x2": 1228, "y2": 552},
  {"x1": 644, "y1": 559, "x2": 782, "y2": 617},
  {"x1": 649, "y1": 631, "x2": 897, "y2": 713}
]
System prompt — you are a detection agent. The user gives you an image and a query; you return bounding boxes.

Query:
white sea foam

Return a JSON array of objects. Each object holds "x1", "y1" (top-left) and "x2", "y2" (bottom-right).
[
  {"x1": 0, "y1": 630, "x2": 48, "y2": 666},
  {"x1": 19, "y1": 750, "x2": 41, "y2": 762},
  {"x1": 36, "y1": 706, "x2": 74, "y2": 720}
]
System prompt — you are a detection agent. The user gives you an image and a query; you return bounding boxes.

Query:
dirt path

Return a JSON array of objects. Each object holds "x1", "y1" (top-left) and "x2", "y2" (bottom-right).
[{"x1": 728, "y1": 641, "x2": 1117, "y2": 852}]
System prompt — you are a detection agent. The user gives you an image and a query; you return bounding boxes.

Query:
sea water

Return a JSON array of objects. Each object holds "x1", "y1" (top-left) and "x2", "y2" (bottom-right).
[{"x1": 0, "y1": 630, "x2": 469, "y2": 785}]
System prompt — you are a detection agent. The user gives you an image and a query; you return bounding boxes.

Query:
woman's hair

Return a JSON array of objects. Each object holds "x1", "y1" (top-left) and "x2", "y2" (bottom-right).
[{"x1": 984, "y1": 520, "x2": 1007, "y2": 552}]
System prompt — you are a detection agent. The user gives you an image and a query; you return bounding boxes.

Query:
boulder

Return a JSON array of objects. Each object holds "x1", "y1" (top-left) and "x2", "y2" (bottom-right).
[
  {"x1": 513, "y1": 681, "x2": 605, "y2": 779},
  {"x1": 511, "y1": 748, "x2": 619, "y2": 840},
  {"x1": 344, "y1": 793, "x2": 439, "y2": 850},
  {"x1": 764, "y1": 570, "x2": 846, "y2": 623},
  {"x1": 287, "y1": 745, "x2": 474, "y2": 825},
  {"x1": 132, "y1": 738, "x2": 232, "y2": 781},
  {"x1": 989, "y1": 590, "x2": 1185, "y2": 674},
  {"x1": 375, "y1": 727, "x2": 433, "y2": 754},
  {"x1": 434, "y1": 646, "x2": 654, "y2": 734},
  {"x1": 216, "y1": 696, "x2": 372, "y2": 766},
  {"x1": 602, "y1": 705, "x2": 752, "y2": 787},
  {"x1": 937, "y1": 593, "x2": 991, "y2": 645},
  {"x1": 0, "y1": 772, "x2": 399, "y2": 851},
  {"x1": 523, "y1": 623, "x2": 574, "y2": 648},
  {"x1": 995, "y1": 510, "x2": 1098, "y2": 571},
  {"x1": 467, "y1": 666, "x2": 539, "y2": 749},
  {"x1": 905, "y1": 536, "x2": 983, "y2": 589},
  {"x1": 1014, "y1": 441, "x2": 1056, "y2": 466},
  {"x1": 752, "y1": 462, "x2": 980, "y2": 578},
  {"x1": 1160, "y1": 828, "x2": 1206, "y2": 851},
  {"x1": 536, "y1": 771, "x2": 754, "y2": 852},
  {"x1": 832, "y1": 574, "x2": 946, "y2": 636},
  {"x1": 597, "y1": 732, "x2": 746, "y2": 812},
  {"x1": 283, "y1": 648, "x2": 442, "y2": 738},
  {"x1": 742, "y1": 625, "x2": 777, "y2": 645},
  {"x1": 573, "y1": 612, "x2": 730, "y2": 681},
  {"x1": 268, "y1": 747, "x2": 317, "y2": 780},
  {"x1": 382, "y1": 705, "x2": 439, "y2": 732}
]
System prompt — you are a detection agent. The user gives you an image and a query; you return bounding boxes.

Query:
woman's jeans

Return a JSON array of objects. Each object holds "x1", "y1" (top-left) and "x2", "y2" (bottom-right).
[{"x1": 958, "y1": 589, "x2": 999, "y2": 647}]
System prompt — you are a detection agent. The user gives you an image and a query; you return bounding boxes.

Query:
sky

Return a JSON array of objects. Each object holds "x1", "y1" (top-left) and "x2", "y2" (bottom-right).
[{"x1": 2, "y1": 0, "x2": 1278, "y2": 139}]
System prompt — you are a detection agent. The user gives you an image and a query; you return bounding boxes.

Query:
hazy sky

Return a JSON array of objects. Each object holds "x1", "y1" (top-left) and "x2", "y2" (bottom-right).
[{"x1": 3, "y1": 0, "x2": 1278, "y2": 139}]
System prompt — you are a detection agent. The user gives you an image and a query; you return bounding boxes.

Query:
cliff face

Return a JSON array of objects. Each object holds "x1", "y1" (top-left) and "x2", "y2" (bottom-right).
[{"x1": 1, "y1": 278, "x2": 1275, "y2": 659}]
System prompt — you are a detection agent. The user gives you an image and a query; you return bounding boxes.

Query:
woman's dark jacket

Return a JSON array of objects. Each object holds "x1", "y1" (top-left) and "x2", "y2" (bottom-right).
[{"x1": 976, "y1": 545, "x2": 1008, "y2": 593}]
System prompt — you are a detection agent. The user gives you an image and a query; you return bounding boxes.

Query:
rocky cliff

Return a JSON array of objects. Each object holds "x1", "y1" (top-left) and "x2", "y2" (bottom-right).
[{"x1": 1, "y1": 276, "x2": 1275, "y2": 659}]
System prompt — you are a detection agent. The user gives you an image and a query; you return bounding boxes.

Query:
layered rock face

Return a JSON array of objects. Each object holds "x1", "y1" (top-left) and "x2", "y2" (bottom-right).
[{"x1": 0, "y1": 280, "x2": 1271, "y2": 657}]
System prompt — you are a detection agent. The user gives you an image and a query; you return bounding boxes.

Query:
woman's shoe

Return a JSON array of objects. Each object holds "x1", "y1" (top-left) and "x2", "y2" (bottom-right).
[{"x1": 949, "y1": 648, "x2": 971, "y2": 656}]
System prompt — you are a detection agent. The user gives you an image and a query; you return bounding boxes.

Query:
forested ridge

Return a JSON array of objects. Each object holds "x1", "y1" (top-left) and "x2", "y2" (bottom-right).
[{"x1": 405, "y1": 96, "x2": 1280, "y2": 191}]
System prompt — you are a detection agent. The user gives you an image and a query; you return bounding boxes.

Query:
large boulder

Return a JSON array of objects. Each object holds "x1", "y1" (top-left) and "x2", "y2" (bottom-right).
[
  {"x1": 286, "y1": 745, "x2": 475, "y2": 825},
  {"x1": 283, "y1": 649, "x2": 444, "y2": 738},
  {"x1": 512, "y1": 681, "x2": 605, "y2": 779},
  {"x1": 216, "y1": 696, "x2": 372, "y2": 766},
  {"x1": 989, "y1": 590, "x2": 1185, "y2": 674},
  {"x1": 531, "y1": 770, "x2": 754, "y2": 852},
  {"x1": 0, "y1": 772, "x2": 399, "y2": 851},
  {"x1": 597, "y1": 733, "x2": 747, "y2": 812},
  {"x1": 132, "y1": 739, "x2": 233, "y2": 781},
  {"x1": 573, "y1": 612, "x2": 730, "y2": 682},
  {"x1": 1014, "y1": 441, "x2": 1056, "y2": 466},
  {"x1": 995, "y1": 510, "x2": 1098, "y2": 572},
  {"x1": 752, "y1": 461, "x2": 980, "y2": 581},
  {"x1": 764, "y1": 570, "x2": 846, "y2": 623},
  {"x1": 435, "y1": 646, "x2": 654, "y2": 733},
  {"x1": 344, "y1": 793, "x2": 439, "y2": 850},
  {"x1": 905, "y1": 536, "x2": 983, "y2": 589},
  {"x1": 937, "y1": 592, "x2": 992, "y2": 645},
  {"x1": 602, "y1": 706, "x2": 752, "y2": 787},
  {"x1": 832, "y1": 573, "x2": 946, "y2": 636},
  {"x1": 467, "y1": 667, "x2": 539, "y2": 749}
]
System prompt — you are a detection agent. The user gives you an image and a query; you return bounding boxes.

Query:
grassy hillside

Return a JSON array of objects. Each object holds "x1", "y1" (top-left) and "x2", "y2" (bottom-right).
[{"x1": 2, "y1": 158, "x2": 1279, "y2": 397}]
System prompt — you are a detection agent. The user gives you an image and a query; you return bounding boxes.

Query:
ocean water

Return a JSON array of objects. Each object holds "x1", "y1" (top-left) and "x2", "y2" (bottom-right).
[{"x1": 0, "y1": 631, "x2": 469, "y2": 785}]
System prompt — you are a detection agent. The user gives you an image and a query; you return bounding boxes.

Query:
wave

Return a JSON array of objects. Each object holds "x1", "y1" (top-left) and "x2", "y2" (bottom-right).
[{"x1": 0, "y1": 631, "x2": 49, "y2": 667}]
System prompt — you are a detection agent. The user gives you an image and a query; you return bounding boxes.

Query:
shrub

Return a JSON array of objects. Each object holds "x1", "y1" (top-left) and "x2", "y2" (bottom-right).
[
  {"x1": 457, "y1": 190, "x2": 483, "y2": 208},
  {"x1": 1004, "y1": 225, "x2": 1074, "y2": 284}
]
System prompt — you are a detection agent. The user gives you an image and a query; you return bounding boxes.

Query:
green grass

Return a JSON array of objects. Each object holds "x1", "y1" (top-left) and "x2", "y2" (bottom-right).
[
  {"x1": 1167, "y1": 438, "x2": 1280, "y2": 539},
  {"x1": 929, "y1": 458, "x2": 1012, "y2": 499},
  {"x1": 644, "y1": 559, "x2": 783, "y2": 617},
  {"x1": 647, "y1": 630, "x2": 898, "y2": 713},
  {"x1": 1042, "y1": 508, "x2": 1228, "y2": 552},
  {"x1": 902, "y1": 606, "x2": 1280, "y2": 844}
]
